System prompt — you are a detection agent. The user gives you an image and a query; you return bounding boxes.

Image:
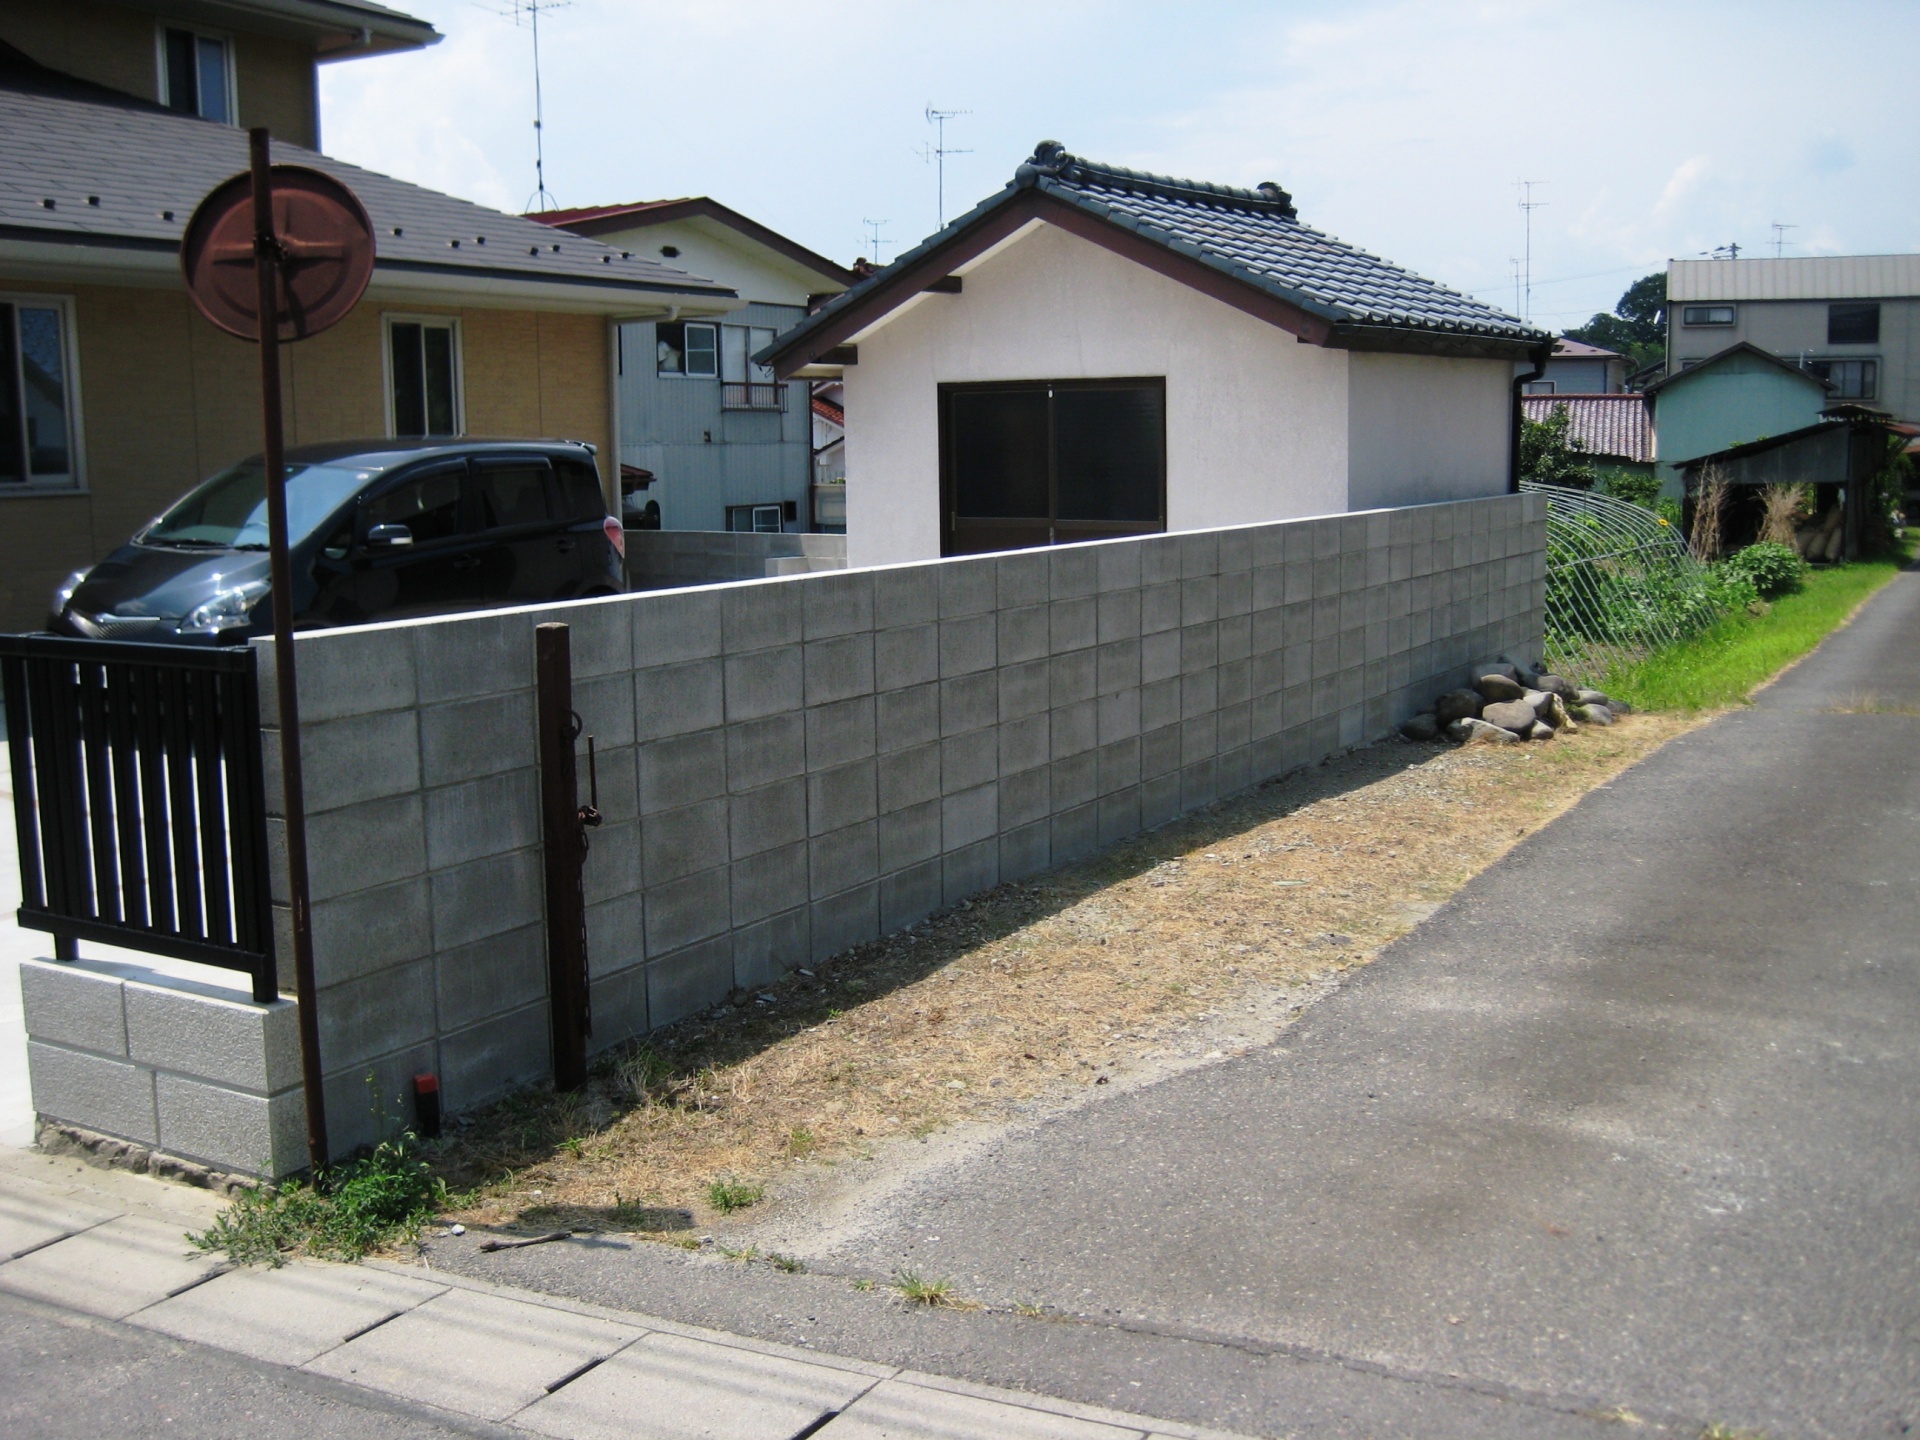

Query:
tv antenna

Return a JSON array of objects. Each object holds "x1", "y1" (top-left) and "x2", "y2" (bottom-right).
[
  {"x1": 1705, "y1": 242, "x2": 1742, "y2": 260},
  {"x1": 1509, "y1": 258, "x2": 1523, "y2": 317},
  {"x1": 918, "y1": 106, "x2": 972, "y2": 229},
  {"x1": 1770, "y1": 223, "x2": 1797, "y2": 258},
  {"x1": 861, "y1": 218, "x2": 891, "y2": 266},
  {"x1": 490, "y1": 0, "x2": 571, "y2": 212},
  {"x1": 1516, "y1": 180, "x2": 1548, "y2": 322}
]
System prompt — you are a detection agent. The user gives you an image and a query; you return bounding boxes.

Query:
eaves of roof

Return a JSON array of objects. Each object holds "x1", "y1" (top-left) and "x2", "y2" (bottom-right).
[
  {"x1": 529, "y1": 196, "x2": 856, "y2": 290},
  {"x1": 1640, "y1": 340, "x2": 1831, "y2": 397}
]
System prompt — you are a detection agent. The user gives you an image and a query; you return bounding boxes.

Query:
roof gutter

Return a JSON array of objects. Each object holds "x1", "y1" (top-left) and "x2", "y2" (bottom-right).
[{"x1": 1511, "y1": 339, "x2": 1554, "y2": 493}]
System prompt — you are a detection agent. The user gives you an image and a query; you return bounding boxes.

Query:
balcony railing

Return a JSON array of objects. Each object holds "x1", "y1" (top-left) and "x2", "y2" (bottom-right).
[{"x1": 720, "y1": 382, "x2": 787, "y2": 412}]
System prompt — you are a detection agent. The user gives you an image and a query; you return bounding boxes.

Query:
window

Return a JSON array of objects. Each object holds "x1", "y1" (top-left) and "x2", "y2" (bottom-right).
[
  {"x1": 657, "y1": 320, "x2": 718, "y2": 377},
  {"x1": 1827, "y1": 302, "x2": 1880, "y2": 346},
  {"x1": 1805, "y1": 358, "x2": 1878, "y2": 399},
  {"x1": 721, "y1": 323, "x2": 783, "y2": 408},
  {"x1": 554, "y1": 456, "x2": 607, "y2": 520},
  {"x1": 366, "y1": 465, "x2": 466, "y2": 545},
  {"x1": 0, "y1": 296, "x2": 80, "y2": 490},
  {"x1": 160, "y1": 27, "x2": 233, "y2": 124},
  {"x1": 474, "y1": 459, "x2": 552, "y2": 529},
  {"x1": 1682, "y1": 305, "x2": 1736, "y2": 326},
  {"x1": 1523, "y1": 380, "x2": 1557, "y2": 395},
  {"x1": 939, "y1": 378, "x2": 1165, "y2": 555},
  {"x1": 386, "y1": 318, "x2": 461, "y2": 438},
  {"x1": 727, "y1": 503, "x2": 786, "y2": 533}
]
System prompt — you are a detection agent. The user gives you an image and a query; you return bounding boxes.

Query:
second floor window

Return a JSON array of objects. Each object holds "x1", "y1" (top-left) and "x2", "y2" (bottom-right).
[
  {"x1": 657, "y1": 321, "x2": 718, "y2": 377},
  {"x1": 1805, "y1": 358, "x2": 1877, "y2": 400},
  {"x1": 1827, "y1": 303, "x2": 1880, "y2": 346},
  {"x1": 162, "y1": 28, "x2": 233, "y2": 124},
  {"x1": 1681, "y1": 305, "x2": 1735, "y2": 327}
]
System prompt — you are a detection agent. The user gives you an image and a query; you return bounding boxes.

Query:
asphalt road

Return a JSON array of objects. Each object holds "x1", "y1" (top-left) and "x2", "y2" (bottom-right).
[{"x1": 434, "y1": 571, "x2": 1920, "y2": 1440}]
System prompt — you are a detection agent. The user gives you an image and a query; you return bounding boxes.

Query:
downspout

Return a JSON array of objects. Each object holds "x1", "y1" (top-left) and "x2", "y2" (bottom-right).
[{"x1": 1510, "y1": 340, "x2": 1554, "y2": 492}]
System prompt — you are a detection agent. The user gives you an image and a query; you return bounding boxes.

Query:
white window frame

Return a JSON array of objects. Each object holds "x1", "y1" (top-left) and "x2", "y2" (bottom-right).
[
  {"x1": 1681, "y1": 304, "x2": 1736, "y2": 327},
  {"x1": 155, "y1": 23, "x2": 238, "y2": 125},
  {"x1": 1523, "y1": 380, "x2": 1557, "y2": 395},
  {"x1": 658, "y1": 320, "x2": 719, "y2": 379},
  {"x1": 0, "y1": 292, "x2": 86, "y2": 495},
  {"x1": 380, "y1": 314, "x2": 466, "y2": 440}
]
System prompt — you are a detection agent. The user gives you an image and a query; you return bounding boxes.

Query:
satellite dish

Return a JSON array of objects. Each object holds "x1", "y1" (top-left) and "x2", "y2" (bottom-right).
[{"x1": 180, "y1": 165, "x2": 375, "y2": 342}]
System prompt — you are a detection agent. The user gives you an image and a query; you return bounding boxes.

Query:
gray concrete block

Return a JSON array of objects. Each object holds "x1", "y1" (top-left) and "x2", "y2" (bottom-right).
[
  {"x1": 723, "y1": 580, "x2": 803, "y2": 652},
  {"x1": 1049, "y1": 545, "x2": 1098, "y2": 599},
  {"x1": 725, "y1": 646, "x2": 803, "y2": 723},
  {"x1": 19, "y1": 960, "x2": 126, "y2": 1056},
  {"x1": 805, "y1": 633, "x2": 875, "y2": 706},
  {"x1": 875, "y1": 682, "x2": 939, "y2": 754},
  {"x1": 874, "y1": 623, "x2": 938, "y2": 690},
  {"x1": 259, "y1": 627, "x2": 417, "y2": 728},
  {"x1": 1049, "y1": 596, "x2": 1097, "y2": 654},
  {"x1": 1051, "y1": 751, "x2": 1097, "y2": 812},
  {"x1": 1097, "y1": 737, "x2": 1140, "y2": 796},
  {"x1": 1096, "y1": 539, "x2": 1141, "y2": 591},
  {"x1": 996, "y1": 550, "x2": 1051, "y2": 608},
  {"x1": 586, "y1": 891, "x2": 647, "y2": 978},
  {"x1": 588, "y1": 961, "x2": 649, "y2": 1050},
  {"x1": 425, "y1": 768, "x2": 538, "y2": 870},
  {"x1": 1219, "y1": 526, "x2": 1254, "y2": 574},
  {"x1": 941, "y1": 728, "x2": 997, "y2": 795},
  {"x1": 998, "y1": 658, "x2": 1050, "y2": 723},
  {"x1": 1218, "y1": 566, "x2": 1252, "y2": 619},
  {"x1": 0, "y1": 1214, "x2": 225, "y2": 1320},
  {"x1": 942, "y1": 783, "x2": 998, "y2": 852},
  {"x1": 640, "y1": 731, "x2": 728, "y2": 814},
  {"x1": 1096, "y1": 638, "x2": 1141, "y2": 695},
  {"x1": 431, "y1": 846, "x2": 543, "y2": 950},
  {"x1": 1140, "y1": 723, "x2": 1181, "y2": 781},
  {"x1": 413, "y1": 610, "x2": 536, "y2": 705},
  {"x1": 1181, "y1": 757, "x2": 1220, "y2": 811},
  {"x1": 730, "y1": 905, "x2": 806, "y2": 990},
  {"x1": 1141, "y1": 628, "x2": 1181, "y2": 684},
  {"x1": 1181, "y1": 713, "x2": 1219, "y2": 766},
  {"x1": 940, "y1": 671, "x2": 997, "y2": 737},
  {"x1": 726, "y1": 711, "x2": 804, "y2": 793},
  {"x1": 939, "y1": 613, "x2": 997, "y2": 678},
  {"x1": 998, "y1": 713, "x2": 1050, "y2": 775},
  {"x1": 882, "y1": 859, "x2": 943, "y2": 932},
  {"x1": 317, "y1": 957, "x2": 434, "y2": 1072},
  {"x1": 937, "y1": 556, "x2": 997, "y2": 617},
  {"x1": 139, "y1": 1263, "x2": 448, "y2": 1368},
  {"x1": 1050, "y1": 648, "x2": 1096, "y2": 706},
  {"x1": 1139, "y1": 533, "x2": 1183, "y2": 585},
  {"x1": 999, "y1": 765, "x2": 1049, "y2": 828},
  {"x1": 1098, "y1": 689, "x2": 1141, "y2": 745},
  {"x1": 1050, "y1": 803, "x2": 1097, "y2": 866},
  {"x1": 1182, "y1": 669, "x2": 1219, "y2": 719},
  {"x1": 943, "y1": 838, "x2": 997, "y2": 907},
  {"x1": 296, "y1": 709, "x2": 420, "y2": 815},
  {"x1": 320, "y1": 1040, "x2": 435, "y2": 1158},
  {"x1": 1098, "y1": 787, "x2": 1141, "y2": 845},
  {"x1": 1181, "y1": 622, "x2": 1219, "y2": 674},
  {"x1": 440, "y1": 1002, "x2": 551, "y2": 1113},
  {"x1": 812, "y1": 820, "x2": 878, "y2": 900},
  {"x1": 999, "y1": 820, "x2": 1050, "y2": 883},
  {"x1": 26, "y1": 1040, "x2": 156, "y2": 1143},
  {"x1": 437, "y1": 922, "x2": 546, "y2": 1033},
  {"x1": 725, "y1": 840, "x2": 802, "y2": 929},
  {"x1": 873, "y1": 565, "x2": 937, "y2": 626},
  {"x1": 305, "y1": 793, "x2": 426, "y2": 902},
  {"x1": 154, "y1": 1072, "x2": 306, "y2": 1177},
  {"x1": 1180, "y1": 530, "x2": 1219, "y2": 579},
  {"x1": 1096, "y1": 589, "x2": 1140, "y2": 645},
  {"x1": 646, "y1": 866, "x2": 730, "y2": 955},
  {"x1": 1140, "y1": 579, "x2": 1181, "y2": 636},
  {"x1": 1140, "y1": 676, "x2": 1181, "y2": 732},
  {"x1": 643, "y1": 800, "x2": 730, "y2": 885},
  {"x1": 572, "y1": 671, "x2": 636, "y2": 750},
  {"x1": 877, "y1": 798, "x2": 942, "y2": 871},
  {"x1": 877, "y1": 743, "x2": 940, "y2": 813},
  {"x1": 997, "y1": 603, "x2": 1050, "y2": 665},
  {"x1": 1050, "y1": 699, "x2": 1097, "y2": 759},
  {"x1": 522, "y1": 594, "x2": 632, "y2": 678},
  {"x1": 730, "y1": 778, "x2": 808, "y2": 860},
  {"x1": 809, "y1": 758, "x2": 876, "y2": 835},
  {"x1": 310, "y1": 877, "x2": 432, "y2": 988},
  {"x1": 635, "y1": 658, "x2": 725, "y2": 741},
  {"x1": 1141, "y1": 770, "x2": 1182, "y2": 827},
  {"x1": 420, "y1": 691, "x2": 534, "y2": 789},
  {"x1": 633, "y1": 588, "x2": 721, "y2": 665},
  {"x1": 807, "y1": 695, "x2": 876, "y2": 769},
  {"x1": 1219, "y1": 613, "x2": 1251, "y2": 664},
  {"x1": 813, "y1": 882, "x2": 879, "y2": 961},
  {"x1": 802, "y1": 571, "x2": 874, "y2": 640},
  {"x1": 123, "y1": 980, "x2": 299, "y2": 1093}
]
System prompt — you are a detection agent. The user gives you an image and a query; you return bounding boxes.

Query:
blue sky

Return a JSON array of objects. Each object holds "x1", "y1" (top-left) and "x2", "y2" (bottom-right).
[{"x1": 320, "y1": 1, "x2": 1920, "y2": 331}]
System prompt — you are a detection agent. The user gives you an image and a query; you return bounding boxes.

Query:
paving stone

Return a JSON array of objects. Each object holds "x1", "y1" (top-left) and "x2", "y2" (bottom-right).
[
  {"x1": 516, "y1": 1329, "x2": 875, "y2": 1440},
  {"x1": 0, "y1": 1187, "x2": 112, "y2": 1261},
  {"x1": 137, "y1": 1261, "x2": 446, "y2": 1366},
  {"x1": 306, "y1": 1285, "x2": 643, "y2": 1422},
  {"x1": 0, "y1": 1214, "x2": 226, "y2": 1319},
  {"x1": 819, "y1": 1378, "x2": 1145, "y2": 1439}
]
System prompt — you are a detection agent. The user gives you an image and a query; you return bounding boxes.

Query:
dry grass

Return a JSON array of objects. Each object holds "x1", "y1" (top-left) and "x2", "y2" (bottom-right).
[{"x1": 433, "y1": 713, "x2": 1697, "y2": 1236}]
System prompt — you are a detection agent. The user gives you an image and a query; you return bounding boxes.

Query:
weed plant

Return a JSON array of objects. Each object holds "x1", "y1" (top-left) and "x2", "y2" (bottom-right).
[{"x1": 706, "y1": 1178, "x2": 765, "y2": 1213}]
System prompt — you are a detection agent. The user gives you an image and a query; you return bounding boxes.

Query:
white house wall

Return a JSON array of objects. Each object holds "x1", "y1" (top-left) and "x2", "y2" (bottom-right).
[
  {"x1": 842, "y1": 223, "x2": 1352, "y2": 568},
  {"x1": 1346, "y1": 351, "x2": 1512, "y2": 512},
  {"x1": 595, "y1": 218, "x2": 822, "y2": 308}
]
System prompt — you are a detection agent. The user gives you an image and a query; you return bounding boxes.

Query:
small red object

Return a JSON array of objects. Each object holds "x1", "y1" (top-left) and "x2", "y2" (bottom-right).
[
  {"x1": 413, "y1": 1073, "x2": 439, "y2": 1094},
  {"x1": 412, "y1": 1072, "x2": 442, "y2": 1138}
]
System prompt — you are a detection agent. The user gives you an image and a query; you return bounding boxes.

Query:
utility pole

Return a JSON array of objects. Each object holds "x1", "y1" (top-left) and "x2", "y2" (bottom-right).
[
  {"x1": 1516, "y1": 180, "x2": 1547, "y2": 323},
  {"x1": 1770, "y1": 223, "x2": 1797, "y2": 258},
  {"x1": 861, "y1": 218, "x2": 890, "y2": 266},
  {"x1": 919, "y1": 107, "x2": 972, "y2": 229}
]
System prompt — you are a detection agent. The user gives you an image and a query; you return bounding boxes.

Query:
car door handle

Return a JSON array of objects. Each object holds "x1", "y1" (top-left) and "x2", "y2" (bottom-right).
[
  {"x1": 451, "y1": 554, "x2": 481, "y2": 570},
  {"x1": 556, "y1": 538, "x2": 576, "y2": 553}
]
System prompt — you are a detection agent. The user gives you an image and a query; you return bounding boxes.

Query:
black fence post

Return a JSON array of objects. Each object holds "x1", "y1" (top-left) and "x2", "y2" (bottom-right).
[{"x1": 536, "y1": 623, "x2": 590, "y2": 1091}]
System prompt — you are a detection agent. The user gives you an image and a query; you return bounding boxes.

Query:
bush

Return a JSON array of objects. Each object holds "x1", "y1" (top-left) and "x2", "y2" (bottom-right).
[
  {"x1": 1598, "y1": 469, "x2": 1662, "y2": 510},
  {"x1": 1718, "y1": 541, "x2": 1807, "y2": 600}
]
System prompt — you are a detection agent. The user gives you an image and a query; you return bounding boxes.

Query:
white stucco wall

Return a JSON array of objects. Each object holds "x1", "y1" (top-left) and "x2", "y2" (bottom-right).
[
  {"x1": 842, "y1": 223, "x2": 1353, "y2": 567},
  {"x1": 1345, "y1": 351, "x2": 1512, "y2": 512}
]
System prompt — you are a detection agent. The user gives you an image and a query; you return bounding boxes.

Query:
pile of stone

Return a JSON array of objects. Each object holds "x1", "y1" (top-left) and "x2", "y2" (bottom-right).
[{"x1": 1399, "y1": 662, "x2": 1628, "y2": 746}]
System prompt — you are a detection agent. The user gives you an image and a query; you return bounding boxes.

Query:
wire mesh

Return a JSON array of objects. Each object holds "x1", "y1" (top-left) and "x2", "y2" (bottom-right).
[{"x1": 1522, "y1": 481, "x2": 1730, "y2": 684}]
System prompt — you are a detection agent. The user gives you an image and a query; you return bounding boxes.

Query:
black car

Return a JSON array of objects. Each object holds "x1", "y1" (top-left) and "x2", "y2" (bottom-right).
[{"x1": 51, "y1": 439, "x2": 626, "y2": 644}]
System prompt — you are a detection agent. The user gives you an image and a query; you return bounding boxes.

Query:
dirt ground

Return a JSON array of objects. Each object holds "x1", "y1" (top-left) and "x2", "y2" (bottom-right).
[{"x1": 434, "y1": 713, "x2": 1698, "y2": 1238}]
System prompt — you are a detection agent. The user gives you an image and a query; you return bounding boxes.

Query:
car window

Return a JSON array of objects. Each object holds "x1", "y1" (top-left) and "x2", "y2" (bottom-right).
[
  {"x1": 365, "y1": 465, "x2": 466, "y2": 544},
  {"x1": 554, "y1": 457, "x2": 606, "y2": 521},
  {"x1": 476, "y1": 459, "x2": 554, "y2": 530},
  {"x1": 141, "y1": 460, "x2": 373, "y2": 549}
]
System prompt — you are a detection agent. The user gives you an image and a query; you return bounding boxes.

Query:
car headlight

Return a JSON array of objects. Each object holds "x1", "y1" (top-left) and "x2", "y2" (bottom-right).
[
  {"x1": 181, "y1": 579, "x2": 270, "y2": 635},
  {"x1": 52, "y1": 568, "x2": 89, "y2": 612}
]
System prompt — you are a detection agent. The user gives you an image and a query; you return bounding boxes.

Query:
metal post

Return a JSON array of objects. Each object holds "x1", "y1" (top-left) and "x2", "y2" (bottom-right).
[
  {"x1": 250, "y1": 128, "x2": 329, "y2": 1171},
  {"x1": 536, "y1": 623, "x2": 589, "y2": 1090}
]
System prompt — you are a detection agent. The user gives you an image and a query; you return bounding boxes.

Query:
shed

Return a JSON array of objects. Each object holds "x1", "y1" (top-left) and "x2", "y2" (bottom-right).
[
  {"x1": 758, "y1": 141, "x2": 1550, "y2": 565},
  {"x1": 1642, "y1": 341, "x2": 1832, "y2": 494}
]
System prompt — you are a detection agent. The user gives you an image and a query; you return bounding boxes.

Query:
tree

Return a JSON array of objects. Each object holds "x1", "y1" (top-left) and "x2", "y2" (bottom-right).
[
  {"x1": 1520, "y1": 405, "x2": 1594, "y2": 489},
  {"x1": 1564, "y1": 271, "x2": 1666, "y2": 373}
]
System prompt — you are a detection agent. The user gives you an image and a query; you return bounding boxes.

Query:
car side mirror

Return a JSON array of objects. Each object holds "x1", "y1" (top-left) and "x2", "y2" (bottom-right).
[{"x1": 366, "y1": 522, "x2": 414, "y2": 550}]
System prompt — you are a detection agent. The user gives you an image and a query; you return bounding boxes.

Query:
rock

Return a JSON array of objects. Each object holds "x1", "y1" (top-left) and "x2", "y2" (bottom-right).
[
  {"x1": 1481, "y1": 661, "x2": 1522, "y2": 684},
  {"x1": 1448, "y1": 717, "x2": 1517, "y2": 745},
  {"x1": 1480, "y1": 699, "x2": 1537, "y2": 735},
  {"x1": 1573, "y1": 703, "x2": 1614, "y2": 726},
  {"x1": 1542, "y1": 693, "x2": 1571, "y2": 730},
  {"x1": 1527, "y1": 720, "x2": 1557, "y2": 741},
  {"x1": 1434, "y1": 689, "x2": 1483, "y2": 726},
  {"x1": 1473, "y1": 673, "x2": 1525, "y2": 703},
  {"x1": 1400, "y1": 712, "x2": 1440, "y2": 742},
  {"x1": 1574, "y1": 688, "x2": 1610, "y2": 707},
  {"x1": 1533, "y1": 673, "x2": 1576, "y2": 700},
  {"x1": 1522, "y1": 688, "x2": 1550, "y2": 714}
]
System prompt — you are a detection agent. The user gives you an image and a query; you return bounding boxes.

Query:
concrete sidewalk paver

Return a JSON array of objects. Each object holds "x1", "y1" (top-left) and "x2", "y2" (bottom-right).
[
  {"x1": 306, "y1": 1282, "x2": 645, "y2": 1421},
  {"x1": 820, "y1": 1376, "x2": 1149, "y2": 1439},
  {"x1": 0, "y1": 1184, "x2": 112, "y2": 1258},
  {"x1": 513, "y1": 1327, "x2": 876, "y2": 1439},
  {"x1": 134, "y1": 1259, "x2": 448, "y2": 1366},
  {"x1": 0, "y1": 1213, "x2": 225, "y2": 1318}
]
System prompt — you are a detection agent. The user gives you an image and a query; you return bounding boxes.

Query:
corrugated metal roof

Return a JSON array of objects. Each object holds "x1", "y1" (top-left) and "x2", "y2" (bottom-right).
[
  {"x1": 1522, "y1": 393, "x2": 1654, "y2": 464},
  {"x1": 1669, "y1": 254, "x2": 1920, "y2": 302}
]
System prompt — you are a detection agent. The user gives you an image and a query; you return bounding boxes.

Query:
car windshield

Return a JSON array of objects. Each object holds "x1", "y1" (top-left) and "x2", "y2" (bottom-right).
[{"x1": 140, "y1": 460, "x2": 377, "y2": 550}]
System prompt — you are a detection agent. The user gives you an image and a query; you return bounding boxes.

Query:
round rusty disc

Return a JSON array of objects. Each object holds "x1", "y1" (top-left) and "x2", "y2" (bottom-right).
[{"x1": 181, "y1": 165, "x2": 375, "y2": 342}]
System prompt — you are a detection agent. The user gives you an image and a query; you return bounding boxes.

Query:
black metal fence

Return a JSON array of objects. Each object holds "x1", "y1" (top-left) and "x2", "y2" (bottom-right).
[{"x1": 0, "y1": 634, "x2": 276, "y2": 1001}]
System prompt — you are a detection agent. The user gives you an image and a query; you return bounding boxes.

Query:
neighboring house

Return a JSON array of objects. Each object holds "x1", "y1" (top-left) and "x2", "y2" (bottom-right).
[
  {"x1": 810, "y1": 380, "x2": 846, "y2": 534},
  {"x1": 1520, "y1": 394, "x2": 1654, "y2": 474},
  {"x1": 1667, "y1": 254, "x2": 1919, "y2": 421},
  {"x1": 1519, "y1": 337, "x2": 1627, "y2": 395},
  {"x1": 759, "y1": 141, "x2": 1550, "y2": 566},
  {"x1": 1642, "y1": 341, "x2": 1832, "y2": 493},
  {"x1": 0, "y1": 3, "x2": 737, "y2": 631},
  {"x1": 529, "y1": 198, "x2": 855, "y2": 534}
]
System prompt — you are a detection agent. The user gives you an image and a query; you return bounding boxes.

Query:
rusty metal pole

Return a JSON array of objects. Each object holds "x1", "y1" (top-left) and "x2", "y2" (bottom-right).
[
  {"x1": 250, "y1": 128, "x2": 329, "y2": 1170},
  {"x1": 536, "y1": 623, "x2": 590, "y2": 1090}
]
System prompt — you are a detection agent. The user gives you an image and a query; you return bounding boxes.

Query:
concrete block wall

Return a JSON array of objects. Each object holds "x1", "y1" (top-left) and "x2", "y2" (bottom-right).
[
  {"x1": 625, "y1": 530, "x2": 848, "y2": 590},
  {"x1": 20, "y1": 957, "x2": 306, "y2": 1178},
  {"x1": 260, "y1": 492, "x2": 1544, "y2": 1156}
]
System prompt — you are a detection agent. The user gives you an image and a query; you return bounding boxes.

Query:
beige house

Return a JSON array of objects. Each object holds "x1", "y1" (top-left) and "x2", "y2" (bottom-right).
[{"x1": 0, "y1": 0, "x2": 738, "y2": 630}]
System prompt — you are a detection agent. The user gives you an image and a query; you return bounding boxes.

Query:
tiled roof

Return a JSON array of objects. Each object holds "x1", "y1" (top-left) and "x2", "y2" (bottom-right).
[
  {"x1": 1522, "y1": 394, "x2": 1654, "y2": 464},
  {"x1": 0, "y1": 46, "x2": 734, "y2": 305},
  {"x1": 1551, "y1": 338, "x2": 1622, "y2": 360},
  {"x1": 811, "y1": 395, "x2": 844, "y2": 427}
]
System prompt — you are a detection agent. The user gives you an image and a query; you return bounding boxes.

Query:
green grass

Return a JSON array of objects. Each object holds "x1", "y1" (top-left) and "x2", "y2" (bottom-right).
[
  {"x1": 706, "y1": 1178, "x2": 765, "y2": 1214},
  {"x1": 1605, "y1": 552, "x2": 1906, "y2": 713}
]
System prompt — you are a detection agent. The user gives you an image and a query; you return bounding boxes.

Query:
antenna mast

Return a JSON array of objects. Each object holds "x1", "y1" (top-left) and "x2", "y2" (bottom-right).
[
  {"x1": 861, "y1": 218, "x2": 891, "y2": 266},
  {"x1": 1770, "y1": 223, "x2": 1797, "y2": 258},
  {"x1": 919, "y1": 106, "x2": 972, "y2": 229},
  {"x1": 1516, "y1": 180, "x2": 1547, "y2": 323},
  {"x1": 502, "y1": 0, "x2": 570, "y2": 212}
]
